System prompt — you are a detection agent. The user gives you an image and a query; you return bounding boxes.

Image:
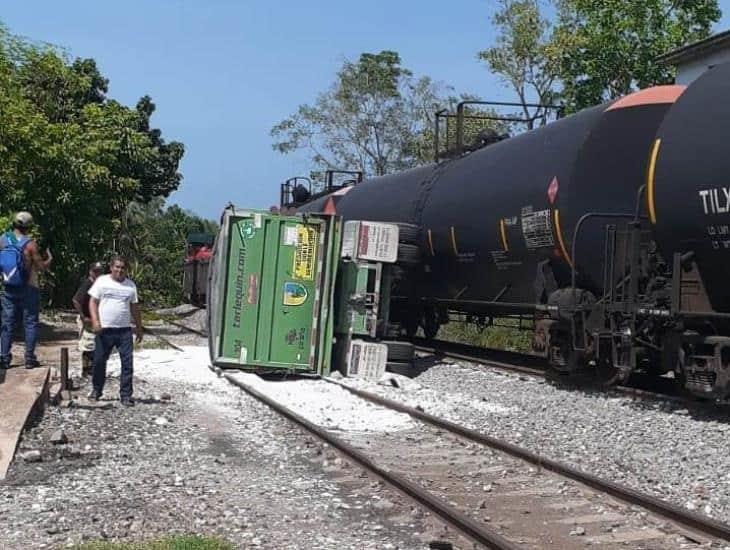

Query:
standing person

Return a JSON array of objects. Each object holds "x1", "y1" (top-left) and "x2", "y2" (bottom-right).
[
  {"x1": 72, "y1": 261, "x2": 105, "y2": 377},
  {"x1": 88, "y1": 256, "x2": 143, "y2": 406},
  {"x1": 0, "y1": 211, "x2": 53, "y2": 369}
]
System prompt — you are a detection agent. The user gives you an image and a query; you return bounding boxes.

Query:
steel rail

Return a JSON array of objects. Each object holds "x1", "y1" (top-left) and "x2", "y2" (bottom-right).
[
  {"x1": 325, "y1": 378, "x2": 730, "y2": 542},
  {"x1": 411, "y1": 337, "x2": 546, "y2": 378},
  {"x1": 209, "y1": 365, "x2": 520, "y2": 550},
  {"x1": 414, "y1": 337, "x2": 698, "y2": 403},
  {"x1": 141, "y1": 326, "x2": 184, "y2": 352},
  {"x1": 163, "y1": 318, "x2": 208, "y2": 338}
]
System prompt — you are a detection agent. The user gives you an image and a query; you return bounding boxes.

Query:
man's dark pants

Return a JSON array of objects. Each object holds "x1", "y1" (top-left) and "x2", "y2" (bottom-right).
[
  {"x1": 93, "y1": 327, "x2": 134, "y2": 399},
  {"x1": 0, "y1": 286, "x2": 40, "y2": 364}
]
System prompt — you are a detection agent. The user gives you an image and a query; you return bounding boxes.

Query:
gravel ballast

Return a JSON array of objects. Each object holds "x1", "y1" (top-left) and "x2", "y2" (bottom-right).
[
  {"x1": 0, "y1": 343, "x2": 432, "y2": 549},
  {"x1": 343, "y1": 356, "x2": 730, "y2": 524}
]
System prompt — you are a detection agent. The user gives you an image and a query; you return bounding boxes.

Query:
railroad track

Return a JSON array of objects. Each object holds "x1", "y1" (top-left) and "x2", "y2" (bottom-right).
[
  {"x1": 159, "y1": 314, "x2": 711, "y2": 410},
  {"x1": 211, "y1": 364, "x2": 730, "y2": 549},
  {"x1": 162, "y1": 318, "x2": 208, "y2": 338},
  {"x1": 411, "y1": 337, "x2": 547, "y2": 379},
  {"x1": 163, "y1": 314, "x2": 702, "y2": 407},
  {"x1": 413, "y1": 337, "x2": 693, "y2": 405}
]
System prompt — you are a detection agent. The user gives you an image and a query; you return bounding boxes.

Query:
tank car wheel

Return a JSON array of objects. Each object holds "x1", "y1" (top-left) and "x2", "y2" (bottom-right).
[
  {"x1": 404, "y1": 314, "x2": 420, "y2": 338},
  {"x1": 390, "y1": 265, "x2": 407, "y2": 282},
  {"x1": 397, "y1": 243, "x2": 421, "y2": 266},
  {"x1": 548, "y1": 338, "x2": 584, "y2": 375},
  {"x1": 395, "y1": 223, "x2": 421, "y2": 245},
  {"x1": 422, "y1": 307, "x2": 440, "y2": 340},
  {"x1": 595, "y1": 355, "x2": 622, "y2": 387}
]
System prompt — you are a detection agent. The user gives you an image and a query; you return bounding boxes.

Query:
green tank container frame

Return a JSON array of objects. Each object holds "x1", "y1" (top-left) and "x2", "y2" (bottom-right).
[{"x1": 208, "y1": 207, "x2": 340, "y2": 375}]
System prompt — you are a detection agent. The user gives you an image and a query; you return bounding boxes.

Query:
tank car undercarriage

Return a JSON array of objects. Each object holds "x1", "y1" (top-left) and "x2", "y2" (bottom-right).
[
  {"x1": 394, "y1": 224, "x2": 730, "y2": 401},
  {"x1": 537, "y1": 226, "x2": 730, "y2": 400}
]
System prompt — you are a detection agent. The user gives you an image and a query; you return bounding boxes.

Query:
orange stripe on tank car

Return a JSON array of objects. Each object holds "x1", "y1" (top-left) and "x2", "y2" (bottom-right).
[
  {"x1": 427, "y1": 229, "x2": 435, "y2": 256},
  {"x1": 605, "y1": 85, "x2": 685, "y2": 111},
  {"x1": 647, "y1": 138, "x2": 662, "y2": 224},
  {"x1": 450, "y1": 226, "x2": 459, "y2": 256},
  {"x1": 499, "y1": 219, "x2": 509, "y2": 252},
  {"x1": 553, "y1": 209, "x2": 573, "y2": 269}
]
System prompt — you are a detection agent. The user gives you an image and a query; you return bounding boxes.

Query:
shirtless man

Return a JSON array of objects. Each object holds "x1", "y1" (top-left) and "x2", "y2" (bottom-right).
[
  {"x1": 72, "y1": 261, "x2": 105, "y2": 377},
  {"x1": 0, "y1": 211, "x2": 53, "y2": 369}
]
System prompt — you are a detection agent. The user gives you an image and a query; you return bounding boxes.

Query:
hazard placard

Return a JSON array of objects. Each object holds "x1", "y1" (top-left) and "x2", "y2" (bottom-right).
[{"x1": 293, "y1": 224, "x2": 317, "y2": 280}]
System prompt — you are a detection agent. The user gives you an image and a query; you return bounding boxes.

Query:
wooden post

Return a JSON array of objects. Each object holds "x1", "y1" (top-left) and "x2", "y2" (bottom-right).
[{"x1": 60, "y1": 347, "x2": 69, "y2": 391}]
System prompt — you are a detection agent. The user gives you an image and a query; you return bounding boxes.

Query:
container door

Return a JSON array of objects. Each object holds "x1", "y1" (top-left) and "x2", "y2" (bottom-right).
[{"x1": 214, "y1": 211, "x2": 334, "y2": 372}]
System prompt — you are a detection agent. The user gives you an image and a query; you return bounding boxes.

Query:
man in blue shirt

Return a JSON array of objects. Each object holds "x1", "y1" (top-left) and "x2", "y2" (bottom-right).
[{"x1": 0, "y1": 211, "x2": 53, "y2": 369}]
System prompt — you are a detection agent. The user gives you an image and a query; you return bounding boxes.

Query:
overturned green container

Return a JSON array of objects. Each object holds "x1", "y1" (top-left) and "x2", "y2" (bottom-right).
[{"x1": 207, "y1": 207, "x2": 340, "y2": 374}]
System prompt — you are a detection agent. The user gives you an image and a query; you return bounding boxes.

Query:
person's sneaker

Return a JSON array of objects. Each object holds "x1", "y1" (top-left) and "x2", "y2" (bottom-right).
[
  {"x1": 120, "y1": 397, "x2": 135, "y2": 407},
  {"x1": 25, "y1": 360, "x2": 40, "y2": 369},
  {"x1": 87, "y1": 390, "x2": 102, "y2": 401}
]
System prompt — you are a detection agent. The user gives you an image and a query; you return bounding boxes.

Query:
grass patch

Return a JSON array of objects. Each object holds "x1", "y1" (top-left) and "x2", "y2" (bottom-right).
[
  {"x1": 72, "y1": 535, "x2": 234, "y2": 550},
  {"x1": 440, "y1": 318, "x2": 532, "y2": 353},
  {"x1": 141, "y1": 310, "x2": 164, "y2": 324}
]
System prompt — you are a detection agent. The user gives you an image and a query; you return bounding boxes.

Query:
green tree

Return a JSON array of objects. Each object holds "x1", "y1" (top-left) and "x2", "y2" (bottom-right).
[
  {"x1": 0, "y1": 22, "x2": 186, "y2": 304},
  {"x1": 478, "y1": 0, "x2": 562, "y2": 130},
  {"x1": 555, "y1": 0, "x2": 721, "y2": 111},
  {"x1": 271, "y1": 50, "x2": 457, "y2": 176},
  {"x1": 116, "y1": 199, "x2": 217, "y2": 306}
]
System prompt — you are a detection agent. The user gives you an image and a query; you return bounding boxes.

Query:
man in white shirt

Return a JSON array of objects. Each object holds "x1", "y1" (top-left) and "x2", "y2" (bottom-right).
[{"x1": 87, "y1": 256, "x2": 143, "y2": 406}]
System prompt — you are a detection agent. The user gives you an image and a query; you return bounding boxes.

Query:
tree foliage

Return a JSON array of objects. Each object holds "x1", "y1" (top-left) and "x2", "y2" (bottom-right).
[
  {"x1": 554, "y1": 0, "x2": 721, "y2": 111},
  {"x1": 478, "y1": 0, "x2": 562, "y2": 129},
  {"x1": 479, "y1": 1, "x2": 721, "y2": 116},
  {"x1": 0, "y1": 22, "x2": 191, "y2": 304},
  {"x1": 271, "y1": 51, "x2": 462, "y2": 176},
  {"x1": 115, "y1": 199, "x2": 217, "y2": 306}
]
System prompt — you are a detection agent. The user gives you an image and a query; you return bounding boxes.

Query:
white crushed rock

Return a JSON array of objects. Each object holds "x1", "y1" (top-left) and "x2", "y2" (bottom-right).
[
  {"x1": 227, "y1": 371, "x2": 415, "y2": 433},
  {"x1": 129, "y1": 347, "x2": 415, "y2": 433},
  {"x1": 133, "y1": 346, "x2": 213, "y2": 384},
  {"x1": 370, "y1": 372, "x2": 514, "y2": 416}
]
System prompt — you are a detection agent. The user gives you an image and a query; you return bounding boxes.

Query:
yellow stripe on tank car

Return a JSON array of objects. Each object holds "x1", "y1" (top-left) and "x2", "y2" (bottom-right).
[
  {"x1": 647, "y1": 138, "x2": 661, "y2": 224},
  {"x1": 427, "y1": 229, "x2": 435, "y2": 256},
  {"x1": 499, "y1": 219, "x2": 509, "y2": 252},
  {"x1": 450, "y1": 226, "x2": 459, "y2": 256},
  {"x1": 553, "y1": 209, "x2": 574, "y2": 269}
]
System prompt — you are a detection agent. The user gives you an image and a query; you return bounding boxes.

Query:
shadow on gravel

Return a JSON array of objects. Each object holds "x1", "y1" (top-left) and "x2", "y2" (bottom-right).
[
  {"x1": 257, "y1": 372, "x2": 319, "y2": 383},
  {"x1": 389, "y1": 354, "x2": 444, "y2": 378},
  {"x1": 619, "y1": 394, "x2": 730, "y2": 422}
]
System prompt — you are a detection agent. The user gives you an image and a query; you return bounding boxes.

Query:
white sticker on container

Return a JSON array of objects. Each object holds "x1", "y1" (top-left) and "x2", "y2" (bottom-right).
[
  {"x1": 284, "y1": 226, "x2": 299, "y2": 246},
  {"x1": 254, "y1": 213, "x2": 262, "y2": 228},
  {"x1": 521, "y1": 207, "x2": 555, "y2": 249},
  {"x1": 239, "y1": 346, "x2": 248, "y2": 364}
]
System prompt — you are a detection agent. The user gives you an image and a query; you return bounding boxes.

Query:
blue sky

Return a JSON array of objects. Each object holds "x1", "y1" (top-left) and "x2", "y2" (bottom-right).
[{"x1": 2, "y1": 1, "x2": 729, "y2": 220}]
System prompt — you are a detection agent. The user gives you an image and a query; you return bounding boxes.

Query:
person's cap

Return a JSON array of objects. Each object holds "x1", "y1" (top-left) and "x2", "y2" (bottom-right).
[
  {"x1": 13, "y1": 211, "x2": 34, "y2": 228},
  {"x1": 90, "y1": 261, "x2": 104, "y2": 273}
]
